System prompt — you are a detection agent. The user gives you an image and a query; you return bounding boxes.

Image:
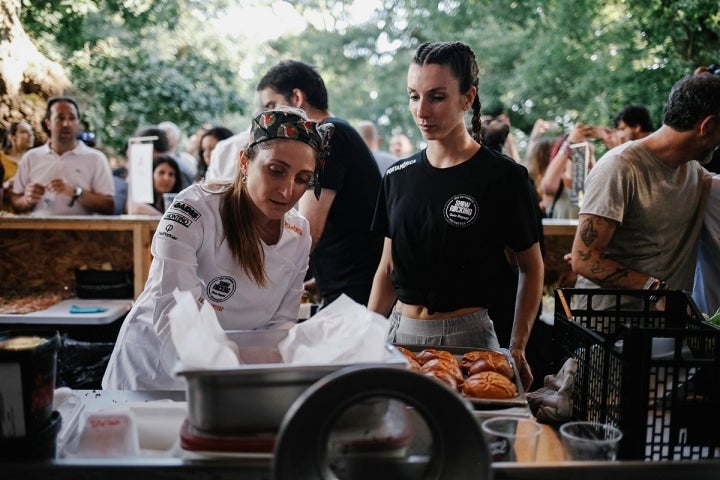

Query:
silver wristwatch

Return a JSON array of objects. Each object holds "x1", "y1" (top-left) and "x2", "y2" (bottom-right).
[{"x1": 69, "y1": 185, "x2": 83, "y2": 206}]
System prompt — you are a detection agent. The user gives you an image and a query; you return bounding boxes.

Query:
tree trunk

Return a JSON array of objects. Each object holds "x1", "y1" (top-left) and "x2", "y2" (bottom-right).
[{"x1": 1, "y1": 0, "x2": 69, "y2": 141}]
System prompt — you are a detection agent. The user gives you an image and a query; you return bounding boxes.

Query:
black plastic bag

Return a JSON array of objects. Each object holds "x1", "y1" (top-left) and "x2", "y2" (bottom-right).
[{"x1": 56, "y1": 337, "x2": 115, "y2": 389}]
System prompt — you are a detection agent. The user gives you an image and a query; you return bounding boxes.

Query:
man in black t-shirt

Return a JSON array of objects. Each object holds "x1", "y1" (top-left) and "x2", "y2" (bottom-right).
[{"x1": 257, "y1": 61, "x2": 384, "y2": 306}]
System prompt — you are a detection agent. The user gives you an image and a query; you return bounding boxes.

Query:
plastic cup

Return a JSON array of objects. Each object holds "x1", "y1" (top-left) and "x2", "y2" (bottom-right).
[
  {"x1": 481, "y1": 417, "x2": 543, "y2": 462},
  {"x1": 162, "y1": 193, "x2": 178, "y2": 212},
  {"x1": 0, "y1": 330, "x2": 60, "y2": 436},
  {"x1": 560, "y1": 421, "x2": 623, "y2": 461}
]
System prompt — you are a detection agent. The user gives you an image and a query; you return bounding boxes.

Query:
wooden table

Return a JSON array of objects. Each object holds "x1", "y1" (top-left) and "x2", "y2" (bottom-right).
[
  {"x1": 542, "y1": 218, "x2": 578, "y2": 288},
  {"x1": 0, "y1": 215, "x2": 159, "y2": 299},
  {"x1": 518, "y1": 421, "x2": 566, "y2": 462}
]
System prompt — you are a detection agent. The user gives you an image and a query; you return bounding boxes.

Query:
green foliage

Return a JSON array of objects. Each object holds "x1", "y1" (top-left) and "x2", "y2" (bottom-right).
[
  {"x1": 17, "y1": 0, "x2": 720, "y2": 155},
  {"x1": 264, "y1": 0, "x2": 719, "y2": 150},
  {"x1": 19, "y1": 0, "x2": 246, "y2": 153},
  {"x1": 68, "y1": 38, "x2": 244, "y2": 151},
  {"x1": 20, "y1": 0, "x2": 186, "y2": 51}
]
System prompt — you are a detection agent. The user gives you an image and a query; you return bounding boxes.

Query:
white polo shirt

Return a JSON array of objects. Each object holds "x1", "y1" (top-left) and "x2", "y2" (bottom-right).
[{"x1": 13, "y1": 142, "x2": 115, "y2": 215}]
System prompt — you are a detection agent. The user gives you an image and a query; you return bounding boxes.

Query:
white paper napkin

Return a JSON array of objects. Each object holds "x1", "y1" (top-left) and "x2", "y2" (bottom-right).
[
  {"x1": 169, "y1": 291, "x2": 394, "y2": 370},
  {"x1": 169, "y1": 289, "x2": 240, "y2": 369},
  {"x1": 278, "y1": 294, "x2": 393, "y2": 364}
]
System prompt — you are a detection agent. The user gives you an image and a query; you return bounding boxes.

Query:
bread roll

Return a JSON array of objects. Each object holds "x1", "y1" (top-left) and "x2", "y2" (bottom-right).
[
  {"x1": 405, "y1": 356, "x2": 421, "y2": 370},
  {"x1": 462, "y1": 371, "x2": 518, "y2": 399},
  {"x1": 415, "y1": 348, "x2": 457, "y2": 366},
  {"x1": 423, "y1": 368, "x2": 461, "y2": 391},
  {"x1": 395, "y1": 346, "x2": 417, "y2": 360},
  {"x1": 396, "y1": 346, "x2": 421, "y2": 369},
  {"x1": 421, "y1": 358, "x2": 463, "y2": 387},
  {"x1": 459, "y1": 350, "x2": 485, "y2": 369},
  {"x1": 460, "y1": 349, "x2": 507, "y2": 370},
  {"x1": 460, "y1": 350, "x2": 513, "y2": 379},
  {"x1": 467, "y1": 357, "x2": 514, "y2": 380}
]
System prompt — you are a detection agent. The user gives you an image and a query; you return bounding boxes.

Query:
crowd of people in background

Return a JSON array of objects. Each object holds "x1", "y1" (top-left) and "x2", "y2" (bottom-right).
[
  {"x1": 1, "y1": 120, "x2": 35, "y2": 212},
  {"x1": 2, "y1": 48, "x2": 720, "y2": 393}
]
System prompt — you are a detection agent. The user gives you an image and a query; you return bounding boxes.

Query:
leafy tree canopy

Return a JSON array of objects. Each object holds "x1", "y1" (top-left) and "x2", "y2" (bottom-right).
[
  {"x1": 19, "y1": 0, "x2": 246, "y2": 153},
  {"x1": 265, "y1": 0, "x2": 719, "y2": 152},
  {"x1": 16, "y1": 0, "x2": 720, "y2": 157}
]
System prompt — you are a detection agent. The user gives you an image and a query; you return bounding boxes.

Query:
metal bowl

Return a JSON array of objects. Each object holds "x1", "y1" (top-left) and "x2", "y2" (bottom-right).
[{"x1": 178, "y1": 340, "x2": 407, "y2": 435}]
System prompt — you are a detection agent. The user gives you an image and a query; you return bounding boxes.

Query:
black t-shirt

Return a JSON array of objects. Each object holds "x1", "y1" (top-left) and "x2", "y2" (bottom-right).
[
  {"x1": 310, "y1": 118, "x2": 384, "y2": 304},
  {"x1": 372, "y1": 147, "x2": 539, "y2": 313},
  {"x1": 704, "y1": 148, "x2": 720, "y2": 174}
]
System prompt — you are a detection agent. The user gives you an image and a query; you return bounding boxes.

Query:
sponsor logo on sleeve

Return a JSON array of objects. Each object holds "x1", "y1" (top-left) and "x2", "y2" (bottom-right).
[
  {"x1": 386, "y1": 158, "x2": 416, "y2": 176},
  {"x1": 156, "y1": 224, "x2": 178, "y2": 240},
  {"x1": 207, "y1": 276, "x2": 236, "y2": 302},
  {"x1": 172, "y1": 201, "x2": 201, "y2": 220},
  {"x1": 443, "y1": 194, "x2": 478, "y2": 227},
  {"x1": 164, "y1": 211, "x2": 192, "y2": 228}
]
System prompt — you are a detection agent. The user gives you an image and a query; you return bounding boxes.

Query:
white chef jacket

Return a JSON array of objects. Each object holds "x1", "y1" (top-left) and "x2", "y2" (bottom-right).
[{"x1": 102, "y1": 182, "x2": 311, "y2": 390}]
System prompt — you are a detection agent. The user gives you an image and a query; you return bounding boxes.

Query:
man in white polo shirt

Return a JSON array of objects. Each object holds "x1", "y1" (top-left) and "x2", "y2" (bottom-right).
[{"x1": 10, "y1": 96, "x2": 114, "y2": 215}]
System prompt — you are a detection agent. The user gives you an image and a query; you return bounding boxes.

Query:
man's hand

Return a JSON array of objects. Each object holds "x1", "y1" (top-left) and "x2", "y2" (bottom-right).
[
  {"x1": 21, "y1": 182, "x2": 45, "y2": 208},
  {"x1": 45, "y1": 178, "x2": 72, "y2": 197}
]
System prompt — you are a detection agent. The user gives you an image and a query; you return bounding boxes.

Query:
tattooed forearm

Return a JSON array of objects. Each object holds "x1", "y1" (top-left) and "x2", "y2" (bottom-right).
[
  {"x1": 579, "y1": 216, "x2": 614, "y2": 248},
  {"x1": 590, "y1": 261, "x2": 607, "y2": 274},
  {"x1": 576, "y1": 249, "x2": 591, "y2": 262},
  {"x1": 601, "y1": 268, "x2": 631, "y2": 284},
  {"x1": 572, "y1": 214, "x2": 636, "y2": 287},
  {"x1": 579, "y1": 218, "x2": 598, "y2": 247}
]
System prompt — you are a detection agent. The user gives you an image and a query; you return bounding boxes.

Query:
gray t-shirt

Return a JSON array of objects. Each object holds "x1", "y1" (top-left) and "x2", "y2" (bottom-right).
[{"x1": 574, "y1": 141, "x2": 709, "y2": 309}]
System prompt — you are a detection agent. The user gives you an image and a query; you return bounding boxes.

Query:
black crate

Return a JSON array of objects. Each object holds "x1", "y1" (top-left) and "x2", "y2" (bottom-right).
[{"x1": 553, "y1": 288, "x2": 720, "y2": 460}]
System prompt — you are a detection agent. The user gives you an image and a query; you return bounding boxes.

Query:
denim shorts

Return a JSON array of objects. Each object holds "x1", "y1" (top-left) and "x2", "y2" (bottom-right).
[{"x1": 387, "y1": 308, "x2": 500, "y2": 349}]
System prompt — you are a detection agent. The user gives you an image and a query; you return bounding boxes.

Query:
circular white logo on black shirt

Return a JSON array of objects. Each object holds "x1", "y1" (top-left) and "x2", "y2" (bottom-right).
[
  {"x1": 207, "y1": 276, "x2": 236, "y2": 302},
  {"x1": 443, "y1": 194, "x2": 478, "y2": 227}
]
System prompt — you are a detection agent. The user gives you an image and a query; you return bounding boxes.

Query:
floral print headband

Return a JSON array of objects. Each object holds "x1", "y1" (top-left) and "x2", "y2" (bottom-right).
[{"x1": 248, "y1": 110, "x2": 334, "y2": 199}]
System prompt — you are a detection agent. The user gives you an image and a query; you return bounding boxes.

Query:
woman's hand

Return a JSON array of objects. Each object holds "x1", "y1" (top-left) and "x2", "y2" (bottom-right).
[
  {"x1": 529, "y1": 119, "x2": 557, "y2": 141},
  {"x1": 510, "y1": 349, "x2": 533, "y2": 393}
]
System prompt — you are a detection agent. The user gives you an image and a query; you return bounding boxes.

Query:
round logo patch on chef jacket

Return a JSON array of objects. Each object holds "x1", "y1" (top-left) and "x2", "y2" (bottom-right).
[
  {"x1": 443, "y1": 194, "x2": 478, "y2": 227},
  {"x1": 207, "y1": 276, "x2": 236, "y2": 302}
]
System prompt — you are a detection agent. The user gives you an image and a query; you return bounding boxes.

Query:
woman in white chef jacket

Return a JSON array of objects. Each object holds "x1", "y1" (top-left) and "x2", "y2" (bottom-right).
[{"x1": 103, "y1": 107, "x2": 333, "y2": 390}]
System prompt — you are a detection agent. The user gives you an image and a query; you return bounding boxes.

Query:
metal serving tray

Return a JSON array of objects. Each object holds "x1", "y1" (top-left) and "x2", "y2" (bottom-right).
[
  {"x1": 395, "y1": 344, "x2": 529, "y2": 409},
  {"x1": 178, "y1": 337, "x2": 408, "y2": 435}
]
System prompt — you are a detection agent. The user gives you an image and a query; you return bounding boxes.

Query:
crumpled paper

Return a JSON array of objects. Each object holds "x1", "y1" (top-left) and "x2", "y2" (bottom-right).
[
  {"x1": 169, "y1": 289, "x2": 239, "y2": 370},
  {"x1": 169, "y1": 291, "x2": 395, "y2": 370},
  {"x1": 526, "y1": 357, "x2": 577, "y2": 423},
  {"x1": 278, "y1": 294, "x2": 394, "y2": 364}
]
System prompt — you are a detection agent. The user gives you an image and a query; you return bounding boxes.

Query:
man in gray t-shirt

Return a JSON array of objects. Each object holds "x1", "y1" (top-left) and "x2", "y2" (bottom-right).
[{"x1": 570, "y1": 74, "x2": 720, "y2": 310}]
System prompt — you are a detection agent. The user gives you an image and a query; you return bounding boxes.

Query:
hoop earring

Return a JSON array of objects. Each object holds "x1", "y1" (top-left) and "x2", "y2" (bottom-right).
[{"x1": 241, "y1": 175, "x2": 248, "y2": 184}]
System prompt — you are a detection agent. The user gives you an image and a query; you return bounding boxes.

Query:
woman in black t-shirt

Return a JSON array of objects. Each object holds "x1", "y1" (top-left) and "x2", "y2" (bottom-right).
[{"x1": 368, "y1": 41, "x2": 543, "y2": 391}]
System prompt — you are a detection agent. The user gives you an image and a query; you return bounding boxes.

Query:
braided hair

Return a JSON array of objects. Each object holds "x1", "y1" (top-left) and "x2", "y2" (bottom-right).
[{"x1": 412, "y1": 42, "x2": 482, "y2": 142}]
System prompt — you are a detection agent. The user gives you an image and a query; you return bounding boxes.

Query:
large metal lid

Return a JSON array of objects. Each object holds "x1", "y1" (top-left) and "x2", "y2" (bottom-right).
[{"x1": 272, "y1": 365, "x2": 492, "y2": 480}]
